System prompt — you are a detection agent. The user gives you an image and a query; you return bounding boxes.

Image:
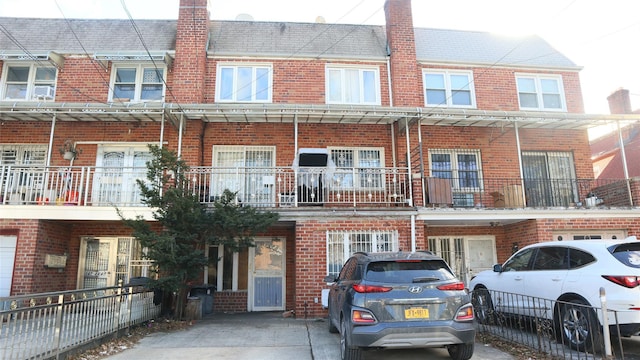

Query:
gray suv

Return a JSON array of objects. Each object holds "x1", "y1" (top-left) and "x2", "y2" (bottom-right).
[{"x1": 326, "y1": 251, "x2": 475, "y2": 360}]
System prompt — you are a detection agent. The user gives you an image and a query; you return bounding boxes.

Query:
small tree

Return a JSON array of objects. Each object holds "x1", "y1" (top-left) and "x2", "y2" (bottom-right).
[{"x1": 120, "y1": 145, "x2": 279, "y2": 319}]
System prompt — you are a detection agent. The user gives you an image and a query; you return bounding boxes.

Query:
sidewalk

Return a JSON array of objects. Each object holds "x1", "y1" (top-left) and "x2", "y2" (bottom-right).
[{"x1": 104, "y1": 312, "x2": 515, "y2": 360}]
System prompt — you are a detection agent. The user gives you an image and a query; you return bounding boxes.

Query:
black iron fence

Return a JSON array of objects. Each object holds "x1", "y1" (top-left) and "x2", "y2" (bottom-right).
[{"x1": 471, "y1": 288, "x2": 632, "y2": 360}]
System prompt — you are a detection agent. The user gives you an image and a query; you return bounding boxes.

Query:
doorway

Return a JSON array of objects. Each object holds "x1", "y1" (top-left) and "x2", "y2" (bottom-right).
[
  {"x1": 248, "y1": 237, "x2": 285, "y2": 311},
  {"x1": 428, "y1": 236, "x2": 496, "y2": 284}
]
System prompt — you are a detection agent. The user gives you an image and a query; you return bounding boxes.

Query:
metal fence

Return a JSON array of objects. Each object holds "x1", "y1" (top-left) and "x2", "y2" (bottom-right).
[
  {"x1": 0, "y1": 284, "x2": 161, "y2": 360},
  {"x1": 471, "y1": 288, "x2": 630, "y2": 360}
]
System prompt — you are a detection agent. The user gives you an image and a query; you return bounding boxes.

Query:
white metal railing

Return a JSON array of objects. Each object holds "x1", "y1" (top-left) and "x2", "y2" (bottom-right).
[
  {"x1": 0, "y1": 165, "x2": 412, "y2": 208},
  {"x1": 0, "y1": 284, "x2": 161, "y2": 360}
]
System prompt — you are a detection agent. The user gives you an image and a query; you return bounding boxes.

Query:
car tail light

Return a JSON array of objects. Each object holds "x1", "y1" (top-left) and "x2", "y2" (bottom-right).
[
  {"x1": 437, "y1": 282, "x2": 465, "y2": 291},
  {"x1": 352, "y1": 284, "x2": 392, "y2": 293},
  {"x1": 602, "y1": 275, "x2": 640, "y2": 288},
  {"x1": 455, "y1": 305, "x2": 474, "y2": 322},
  {"x1": 352, "y1": 309, "x2": 377, "y2": 324}
]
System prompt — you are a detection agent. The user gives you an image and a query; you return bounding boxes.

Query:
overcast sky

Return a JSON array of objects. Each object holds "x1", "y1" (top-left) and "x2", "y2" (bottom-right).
[{"x1": 1, "y1": 0, "x2": 639, "y2": 132}]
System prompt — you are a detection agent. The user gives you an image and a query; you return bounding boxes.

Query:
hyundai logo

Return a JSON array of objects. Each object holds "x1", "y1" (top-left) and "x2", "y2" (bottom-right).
[{"x1": 408, "y1": 286, "x2": 423, "y2": 294}]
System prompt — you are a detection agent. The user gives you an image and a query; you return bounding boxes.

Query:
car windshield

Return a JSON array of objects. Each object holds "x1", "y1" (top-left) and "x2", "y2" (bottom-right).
[
  {"x1": 364, "y1": 260, "x2": 455, "y2": 283},
  {"x1": 609, "y1": 242, "x2": 640, "y2": 268}
]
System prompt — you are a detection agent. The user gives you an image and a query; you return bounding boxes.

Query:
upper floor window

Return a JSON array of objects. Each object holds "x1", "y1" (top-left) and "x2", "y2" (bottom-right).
[
  {"x1": 429, "y1": 149, "x2": 483, "y2": 191},
  {"x1": 423, "y1": 70, "x2": 475, "y2": 108},
  {"x1": 329, "y1": 147, "x2": 384, "y2": 189},
  {"x1": 109, "y1": 64, "x2": 165, "y2": 102},
  {"x1": 216, "y1": 64, "x2": 272, "y2": 102},
  {"x1": 326, "y1": 66, "x2": 380, "y2": 105},
  {"x1": 1, "y1": 64, "x2": 56, "y2": 101},
  {"x1": 516, "y1": 74, "x2": 565, "y2": 111}
]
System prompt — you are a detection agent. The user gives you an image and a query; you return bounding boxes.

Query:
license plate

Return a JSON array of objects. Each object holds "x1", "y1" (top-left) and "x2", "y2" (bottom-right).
[{"x1": 405, "y1": 307, "x2": 429, "y2": 319}]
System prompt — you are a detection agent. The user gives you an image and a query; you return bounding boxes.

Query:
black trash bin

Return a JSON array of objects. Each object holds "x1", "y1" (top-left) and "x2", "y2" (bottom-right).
[{"x1": 189, "y1": 284, "x2": 215, "y2": 314}]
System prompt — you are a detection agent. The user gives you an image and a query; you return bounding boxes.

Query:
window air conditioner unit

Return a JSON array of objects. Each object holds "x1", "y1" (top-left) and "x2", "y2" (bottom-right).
[{"x1": 33, "y1": 85, "x2": 55, "y2": 100}]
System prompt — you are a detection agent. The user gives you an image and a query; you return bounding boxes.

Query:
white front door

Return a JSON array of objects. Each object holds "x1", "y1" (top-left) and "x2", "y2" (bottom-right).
[
  {"x1": 428, "y1": 236, "x2": 496, "y2": 285},
  {"x1": 249, "y1": 237, "x2": 285, "y2": 311},
  {"x1": 0, "y1": 235, "x2": 17, "y2": 296},
  {"x1": 93, "y1": 145, "x2": 152, "y2": 206}
]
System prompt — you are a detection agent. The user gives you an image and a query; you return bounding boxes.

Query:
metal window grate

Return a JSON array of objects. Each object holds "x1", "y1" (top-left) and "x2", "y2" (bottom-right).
[{"x1": 326, "y1": 230, "x2": 399, "y2": 277}]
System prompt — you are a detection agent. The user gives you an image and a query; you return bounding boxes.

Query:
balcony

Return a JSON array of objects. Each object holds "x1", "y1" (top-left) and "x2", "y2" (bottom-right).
[
  {"x1": 0, "y1": 165, "x2": 633, "y2": 210},
  {"x1": 0, "y1": 165, "x2": 412, "y2": 209}
]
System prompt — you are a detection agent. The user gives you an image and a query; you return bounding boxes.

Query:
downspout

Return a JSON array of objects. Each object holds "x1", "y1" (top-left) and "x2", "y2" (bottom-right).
[
  {"x1": 177, "y1": 113, "x2": 184, "y2": 157},
  {"x1": 387, "y1": 54, "x2": 396, "y2": 168},
  {"x1": 514, "y1": 121, "x2": 526, "y2": 205},
  {"x1": 617, "y1": 120, "x2": 633, "y2": 206},
  {"x1": 47, "y1": 114, "x2": 56, "y2": 167},
  {"x1": 294, "y1": 113, "x2": 298, "y2": 207},
  {"x1": 159, "y1": 110, "x2": 165, "y2": 149},
  {"x1": 405, "y1": 117, "x2": 416, "y2": 252},
  {"x1": 417, "y1": 117, "x2": 426, "y2": 205}
]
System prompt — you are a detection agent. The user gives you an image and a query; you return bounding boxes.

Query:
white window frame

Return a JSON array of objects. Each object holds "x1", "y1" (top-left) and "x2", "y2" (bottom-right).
[
  {"x1": 423, "y1": 70, "x2": 476, "y2": 108},
  {"x1": 1, "y1": 63, "x2": 57, "y2": 101},
  {"x1": 328, "y1": 147, "x2": 385, "y2": 189},
  {"x1": 428, "y1": 149, "x2": 483, "y2": 192},
  {"x1": 108, "y1": 63, "x2": 166, "y2": 102},
  {"x1": 326, "y1": 230, "x2": 399, "y2": 277},
  {"x1": 215, "y1": 63, "x2": 273, "y2": 103},
  {"x1": 325, "y1": 65, "x2": 381, "y2": 105},
  {"x1": 515, "y1": 73, "x2": 566, "y2": 111}
]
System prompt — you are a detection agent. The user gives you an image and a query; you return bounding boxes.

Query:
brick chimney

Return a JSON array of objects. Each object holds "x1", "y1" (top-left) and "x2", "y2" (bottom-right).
[
  {"x1": 384, "y1": 0, "x2": 422, "y2": 107},
  {"x1": 173, "y1": 0, "x2": 210, "y2": 103},
  {"x1": 607, "y1": 88, "x2": 632, "y2": 114}
]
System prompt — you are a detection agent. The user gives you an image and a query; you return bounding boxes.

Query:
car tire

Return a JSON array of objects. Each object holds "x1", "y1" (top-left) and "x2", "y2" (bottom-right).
[
  {"x1": 328, "y1": 304, "x2": 338, "y2": 333},
  {"x1": 471, "y1": 287, "x2": 494, "y2": 325},
  {"x1": 559, "y1": 299, "x2": 603, "y2": 353},
  {"x1": 447, "y1": 343, "x2": 474, "y2": 360},
  {"x1": 340, "y1": 317, "x2": 362, "y2": 360}
]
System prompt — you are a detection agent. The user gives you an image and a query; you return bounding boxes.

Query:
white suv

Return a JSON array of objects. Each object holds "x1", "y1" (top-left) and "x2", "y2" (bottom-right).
[{"x1": 469, "y1": 237, "x2": 640, "y2": 351}]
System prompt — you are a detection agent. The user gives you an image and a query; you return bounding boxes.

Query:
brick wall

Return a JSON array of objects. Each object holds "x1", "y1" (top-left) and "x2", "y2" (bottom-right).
[{"x1": 173, "y1": 0, "x2": 209, "y2": 103}]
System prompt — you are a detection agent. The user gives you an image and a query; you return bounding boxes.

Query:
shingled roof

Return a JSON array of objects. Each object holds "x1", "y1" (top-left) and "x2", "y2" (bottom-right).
[{"x1": 0, "y1": 17, "x2": 578, "y2": 69}]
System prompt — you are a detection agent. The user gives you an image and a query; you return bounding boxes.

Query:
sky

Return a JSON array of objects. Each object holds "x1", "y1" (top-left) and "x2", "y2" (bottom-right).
[{"x1": 1, "y1": 0, "x2": 639, "y2": 135}]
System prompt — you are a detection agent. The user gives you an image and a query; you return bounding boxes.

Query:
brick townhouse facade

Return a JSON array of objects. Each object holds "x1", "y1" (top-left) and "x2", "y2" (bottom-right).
[{"x1": 1, "y1": 0, "x2": 639, "y2": 317}]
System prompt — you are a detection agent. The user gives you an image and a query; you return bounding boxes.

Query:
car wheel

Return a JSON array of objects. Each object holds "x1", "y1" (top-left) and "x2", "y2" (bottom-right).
[
  {"x1": 447, "y1": 343, "x2": 474, "y2": 360},
  {"x1": 471, "y1": 287, "x2": 494, "y2": 325},
  {"x1": 328, "y1": 304, "x2": 338, "y2": 333},
  {"x1": 559, "y1": 299, "x2": 603, "y2": 352},
  {"x1": 340, "y1": 317, "x2": 362, "y2": 360}
]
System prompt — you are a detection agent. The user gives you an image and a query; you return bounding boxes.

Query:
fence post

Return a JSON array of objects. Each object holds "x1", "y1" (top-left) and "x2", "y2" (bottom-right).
[
  {"x1": 114, "y1": 281, "x2": 123, "y2": 339},
  {"x1": 600, "y1": 287, "x2": 612, "y2": 357},
  {"x1": 53, "y1": 294, "x2": 65, "y2": 360}
]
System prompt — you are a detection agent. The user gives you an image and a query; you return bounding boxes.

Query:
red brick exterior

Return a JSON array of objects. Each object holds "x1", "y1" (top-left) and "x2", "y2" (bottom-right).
[{"x1": 0, "y1": 0, "x2": 638, "y2": 319}]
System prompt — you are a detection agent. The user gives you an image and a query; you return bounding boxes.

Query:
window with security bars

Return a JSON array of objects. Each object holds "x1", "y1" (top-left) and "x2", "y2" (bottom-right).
[
  {"x1": 329, "y1": 148, "x2": 384, "y2": 189},
  {"x1": 429, "y1": 149, "x2": 482, "y2": 191},
  {"x1": 0, "y1": 145, "x2": 47, "y2": 200},
  {"x1": 428, "y1": 237, "x2": 465, "y2": 278},
  {"x1": 212, "y1": 146, "x2": 275, "y2": 205},
  {"x1": 326, "y1": 230, "x2": 399, "y2": 277}
]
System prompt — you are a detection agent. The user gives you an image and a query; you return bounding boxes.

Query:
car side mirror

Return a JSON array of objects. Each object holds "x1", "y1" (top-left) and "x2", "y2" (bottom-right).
[
  {"x1": 493, "y1": 264, "x2": 503, "y2": 273},
  {"x1": 324, "y1": 275, "x2": 337, "y2": 283}
]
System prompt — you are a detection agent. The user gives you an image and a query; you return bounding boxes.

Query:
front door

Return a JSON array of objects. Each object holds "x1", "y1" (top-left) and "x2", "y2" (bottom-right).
[
  {"x1": 78, "y1": 237, "x2": 116, "y2": 288},
  {"x1": 428, "y1": 236, "x2": 496, "y2": 285},
  {"x1": 0, "y1": 235, "x2": 17, "y2": 297},
  {"x1": 249, "y1": 237, "x2": 285, "y2": 311}
]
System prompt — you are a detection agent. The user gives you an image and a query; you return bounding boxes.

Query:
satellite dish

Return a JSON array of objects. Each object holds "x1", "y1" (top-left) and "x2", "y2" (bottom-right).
[
  {"x1": 315, "y1": 16, "x2": 326, "y2": 23},
  {"x1": 235, "y1": 13, "x2": 254, "y2": 21}
]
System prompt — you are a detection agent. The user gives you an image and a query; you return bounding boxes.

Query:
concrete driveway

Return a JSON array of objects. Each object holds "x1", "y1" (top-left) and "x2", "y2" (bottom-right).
[{"x1": 104, "y1": 312, "x2": 514, "y2": 360}]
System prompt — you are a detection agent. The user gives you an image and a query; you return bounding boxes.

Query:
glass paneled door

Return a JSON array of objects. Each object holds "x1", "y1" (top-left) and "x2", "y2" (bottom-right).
[
  {"x1": 212, "y1": 146, "x2": 275, "y2": 207},
  {"x1": 249, "y1": 238, "x2": 285, "y2": 311},
  {"x1": 522, "y1": 151, "x2": 578, "y2": 207},
  {"x1": 93, "y1": 145, "x2": 152, "y2": 206}
]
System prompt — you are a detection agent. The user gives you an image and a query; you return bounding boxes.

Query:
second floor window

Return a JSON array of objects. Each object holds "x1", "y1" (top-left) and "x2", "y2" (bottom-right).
[
  {"x1": 423, "y1": 70, "x2": 475, "y2": 107},
  {"x1": 2, "y1": 64, "x2": 56, "y2": 101},
  {"x1": 429, "y1": 149, "x2": 482, "y2": 191},
  {"x1": 326, "y1": 66, "x2": 380, "y2": 105},
  {"x1": 516, "y1": 74, "x2": 565, "y2": 111},
  {"x1": 110, "y1": 65, "x2": 165, "y2": 102},
  {"x1": 329, "y1": 148, "x2": 384, "y2": 189},
  {"x1": 217, "y1": 64, "x2": 272, "y2": 102}
]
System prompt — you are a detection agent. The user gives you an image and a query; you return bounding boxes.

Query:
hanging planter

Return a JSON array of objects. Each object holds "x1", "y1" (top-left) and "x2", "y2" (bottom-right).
[{"x1": 59, "y1": 140, "x2": 81, "y2": 160}]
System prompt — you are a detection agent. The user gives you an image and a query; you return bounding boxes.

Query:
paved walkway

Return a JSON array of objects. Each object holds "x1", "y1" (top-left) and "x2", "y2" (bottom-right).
[{"x1": 105, "y1": 312, "x2": 515, "y2": 360}]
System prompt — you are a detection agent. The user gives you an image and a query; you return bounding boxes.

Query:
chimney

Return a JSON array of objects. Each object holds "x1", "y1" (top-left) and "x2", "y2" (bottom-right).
[
  {"x1": 607, "y1": 88, "x2": 632, "y2": 114},
  {"x1": 173, "y1": 0, "x2": 210, "y2": 103},
  {"x1": 384, "y1": 0, "x2": 422, "y2": 107}
]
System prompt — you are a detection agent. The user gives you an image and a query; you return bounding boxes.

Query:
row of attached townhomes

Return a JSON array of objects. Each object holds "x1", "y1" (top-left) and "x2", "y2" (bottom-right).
[{"x1": 1, "y1": 0, "x2": 639, "y2": 317}]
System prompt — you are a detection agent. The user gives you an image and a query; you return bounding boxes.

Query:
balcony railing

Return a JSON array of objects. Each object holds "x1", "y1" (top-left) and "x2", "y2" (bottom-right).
[
  {"x1": 0, "y1": 165, "x2": 412, "y2": 208},
  {"x1": 0, "y1": 165, "x2": 632, "y2": 209}
]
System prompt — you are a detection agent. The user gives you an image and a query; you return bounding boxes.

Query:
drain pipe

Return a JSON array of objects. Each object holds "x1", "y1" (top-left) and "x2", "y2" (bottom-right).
[
  {"x1": 600, "y1": 288, "x2": 612, "y2": 357},
  {"x1": 617, "y1": 120, "x2": 633, "y2": 206}
]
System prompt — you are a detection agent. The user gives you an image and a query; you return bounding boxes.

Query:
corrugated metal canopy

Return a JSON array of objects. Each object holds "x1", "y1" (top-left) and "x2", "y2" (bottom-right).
[{"x1": 1, "y1": 101, "x2": 639, "y2": 130}]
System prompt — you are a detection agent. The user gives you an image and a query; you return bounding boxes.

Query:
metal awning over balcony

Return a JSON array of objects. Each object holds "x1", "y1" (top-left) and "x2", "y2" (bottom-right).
[{"x1": 1, "y1": 101, "x2": 639, "y2": 129}]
